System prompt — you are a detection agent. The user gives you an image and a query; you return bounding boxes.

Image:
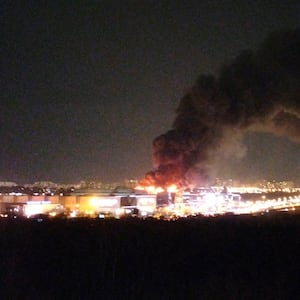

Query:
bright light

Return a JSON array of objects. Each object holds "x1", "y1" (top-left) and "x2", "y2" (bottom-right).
[
  {"x1": 137, "y1": 185, "x2": 164, "y2": 194},
  {"x1": 24, "y1": 204, "x2": 43, "y2": 217},
  {"x1": 90, "y1": 197, "x2": 118, "y2": 208},
  {"x1": 138, "y1": 197, "x2": 156, "y2": 206},
  {"x1": 115, "y1": 208, "x2": 123, "y2": 216},
  {"x1": 70, "y1": 211, "x2": 77, "y2": 218},
  {"x1": 90, "y1": 197, "x2": 99, "y2": 207},
  {"x1": 167, "y1": 184, "x2": 178, "y2": 193}
]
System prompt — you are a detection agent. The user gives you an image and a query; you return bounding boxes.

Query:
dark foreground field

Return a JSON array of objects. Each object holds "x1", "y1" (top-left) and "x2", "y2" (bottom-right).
[{"x1": 1, "y1": 213, "x2": 299, "y2": 299}]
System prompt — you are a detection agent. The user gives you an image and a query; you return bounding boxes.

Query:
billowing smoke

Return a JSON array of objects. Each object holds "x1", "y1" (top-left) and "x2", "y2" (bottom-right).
[{"x1": 141, "y1": 29, "x2": 300, "y2": 189}]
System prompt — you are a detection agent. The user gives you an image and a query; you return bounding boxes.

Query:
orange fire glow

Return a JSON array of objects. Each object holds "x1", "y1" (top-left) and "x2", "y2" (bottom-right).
[
  {"x1": 135, "y1": 184, "x2": 179, "y2": 195},
  {"x1": 166, "y1": 184, "x2": 178, "y2": 193}
]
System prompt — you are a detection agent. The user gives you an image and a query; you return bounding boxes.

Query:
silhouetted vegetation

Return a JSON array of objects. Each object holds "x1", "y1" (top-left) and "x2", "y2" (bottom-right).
[{"x1": 0, "y1": 213, "x2": 299, "y2": 299}]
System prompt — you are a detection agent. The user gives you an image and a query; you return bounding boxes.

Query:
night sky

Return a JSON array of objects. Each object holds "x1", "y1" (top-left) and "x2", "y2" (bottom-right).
[{"x1": 1, "y1": 1, "x2": 300, "y2": 184}]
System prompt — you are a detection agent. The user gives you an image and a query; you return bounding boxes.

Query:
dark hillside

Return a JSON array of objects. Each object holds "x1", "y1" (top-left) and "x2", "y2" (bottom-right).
[{"x1": 0, "y1": 214, "x2": 299, "y2": 299}]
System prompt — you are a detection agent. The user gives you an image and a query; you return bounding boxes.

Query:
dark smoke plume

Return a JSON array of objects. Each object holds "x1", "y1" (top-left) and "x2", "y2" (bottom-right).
[{"x1": 141, "y1": 29, "x2": 300, "y2": 188}]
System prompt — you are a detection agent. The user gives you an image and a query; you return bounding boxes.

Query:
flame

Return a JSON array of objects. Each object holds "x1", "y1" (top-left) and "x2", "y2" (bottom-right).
[
  {"x1": 135, "y1": 185, "x2": 168, "y2": 194},
  {"x1": 167, "y1": 184, "x2": 178, "y2": 193},
  {"x1": 135, "y1": 183, "x2": 180, "y2": 195}
]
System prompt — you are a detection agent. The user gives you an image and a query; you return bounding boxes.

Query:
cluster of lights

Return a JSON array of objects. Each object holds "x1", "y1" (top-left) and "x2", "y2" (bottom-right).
[
  {"x1": 230, "y1": 195, "x2": 300, "y2": 215},
  {"x1": 1, "y1": 184, "x2": 299, "y2": 220},
  {"x1": 87, "y1": 186, "x2": 300, "y2": 219},
  {"x1": 174, "y1": 194, "x2": 300, "y2": 217},
  {"x1": 134, "y1": 185, "x2": 300, "y2": 218}
]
